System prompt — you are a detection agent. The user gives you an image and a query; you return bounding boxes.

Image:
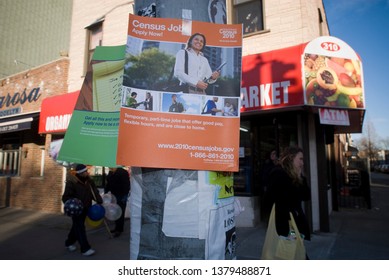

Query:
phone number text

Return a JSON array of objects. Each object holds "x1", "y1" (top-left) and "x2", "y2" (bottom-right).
[{"x1": 189, "y1": 152, "x2": 234, "y2": 160}]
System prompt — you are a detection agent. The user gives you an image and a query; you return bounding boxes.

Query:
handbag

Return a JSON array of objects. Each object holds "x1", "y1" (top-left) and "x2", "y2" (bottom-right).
[{"x1": 261, "y1": 204, "x2": 306, "y2": 260}]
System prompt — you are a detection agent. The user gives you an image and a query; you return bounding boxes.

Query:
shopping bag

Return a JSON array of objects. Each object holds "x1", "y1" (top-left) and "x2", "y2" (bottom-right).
[{"x1": 261, "y1": 204, "x2": 306, "y2": 260}]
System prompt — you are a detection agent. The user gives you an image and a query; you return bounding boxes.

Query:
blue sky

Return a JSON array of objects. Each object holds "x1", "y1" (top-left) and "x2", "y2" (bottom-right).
[{"x1": 323, "y1": 0, "x2": 389, "y2": 142}]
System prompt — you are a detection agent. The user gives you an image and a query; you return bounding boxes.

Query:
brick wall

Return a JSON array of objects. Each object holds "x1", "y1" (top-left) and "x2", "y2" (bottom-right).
[
  {"x1": 0, "y1": 58, "x2": 70, "y2": 111},
  {"x1": 0, "y1": 58, "x2": 69, "y2": 213}
]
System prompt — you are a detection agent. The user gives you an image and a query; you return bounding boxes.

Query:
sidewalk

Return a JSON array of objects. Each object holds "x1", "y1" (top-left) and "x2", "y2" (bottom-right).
[
  {"x1": 0, "y1": 207, "x2": 131, "y2": 260},
  {"x1": 0, "y1": 184, "x2": 388, "y2": 260},
  {"x1": 0, "y1": 207, "x2": 338, "y2": 260}
]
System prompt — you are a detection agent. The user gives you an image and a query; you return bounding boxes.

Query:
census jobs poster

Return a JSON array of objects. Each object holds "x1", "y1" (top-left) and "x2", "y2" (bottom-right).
[{"x1": 117, "y1": 14, "x2": 242, "y2": 172}]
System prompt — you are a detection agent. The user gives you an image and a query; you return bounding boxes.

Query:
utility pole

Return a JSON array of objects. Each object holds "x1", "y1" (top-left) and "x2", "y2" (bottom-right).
[{"x1": 131, "y1": 0, "x2": 232, "y2": 260}]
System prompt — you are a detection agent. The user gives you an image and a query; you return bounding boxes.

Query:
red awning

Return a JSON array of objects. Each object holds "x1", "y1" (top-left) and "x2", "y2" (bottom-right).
[{"x1": 38, "y1": 91, "x2": 79, "y2": 133}]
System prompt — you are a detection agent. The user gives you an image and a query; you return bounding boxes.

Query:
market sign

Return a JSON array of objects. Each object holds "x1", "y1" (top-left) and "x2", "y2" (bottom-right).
[
  {"x1": 38, "y1": 91, "x2": 79, "y2": 133},
  {"x1": 241, "y1": 43, "x2": 306, "y2": 112}
]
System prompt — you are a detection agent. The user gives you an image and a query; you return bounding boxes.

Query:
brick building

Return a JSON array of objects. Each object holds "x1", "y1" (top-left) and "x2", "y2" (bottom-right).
[
  {"x1": 0, "y1": 0, "x2": 73, "y2": 211},
  {"x1": 0, "y1": 58, "x2": 69, "y2": 211}
]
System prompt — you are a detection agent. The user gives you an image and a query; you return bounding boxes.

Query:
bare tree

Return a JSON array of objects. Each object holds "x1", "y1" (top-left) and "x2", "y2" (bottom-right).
[
  {"x1": 355, "y1": 118, "x2": 380, "y2": 165},
  {"x1": 381, "y1": 137, "x2": 389, "y2": 150}
]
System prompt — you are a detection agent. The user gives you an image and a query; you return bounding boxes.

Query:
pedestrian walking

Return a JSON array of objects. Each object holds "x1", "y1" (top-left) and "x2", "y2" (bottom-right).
[
  {"x1": 262, "y1": 146, "x2": 311, "y2": 259},
  {"x1": 62, "y1": 164, "x2": 103, "y2": 256}
]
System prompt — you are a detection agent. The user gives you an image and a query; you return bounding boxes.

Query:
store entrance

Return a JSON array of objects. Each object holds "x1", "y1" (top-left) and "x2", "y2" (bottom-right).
[{"x1": 235, "y1": 113, "x2": 299, "y2": 223}]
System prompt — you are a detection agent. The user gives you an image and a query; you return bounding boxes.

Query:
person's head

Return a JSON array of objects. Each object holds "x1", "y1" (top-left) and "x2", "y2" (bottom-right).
[
  {"x1": 279, "y1": 146, "x2": 304, "y2": 184},
  {"x1": 146, "y1": 92, "x2": 151, "y2": 98},
  {"x1": 131, "y1": 92, "x2": 137, "y2": 98},
  {"x1": 213, "y1": 96, "x2": 219, "y2": 102},
  {"x1": 75, "y1": 164, "x2": 89, "y2": 179},
  {"x1": 172, "y1": 94, "x2": 177, "y2": 102},
  {"x1": 187, "y1": 33, "x2": 206, "y2": 52}
]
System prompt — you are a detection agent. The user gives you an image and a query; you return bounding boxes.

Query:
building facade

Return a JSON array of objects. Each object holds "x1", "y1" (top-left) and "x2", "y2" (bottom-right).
[
  {"x1": 0, "y1": 0, "x2": 73, "y2": 210},
  {"x1": 0, "y1": 58, "x2": 70, "y2": 211}
]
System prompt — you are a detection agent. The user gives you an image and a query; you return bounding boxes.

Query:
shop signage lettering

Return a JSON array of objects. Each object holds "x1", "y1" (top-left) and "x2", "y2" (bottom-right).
[
  {"x1": 0, "y1": 107, "x2": 21, "y2": 117},
  {"x1": 0, "y1": 124, "x2": 19, "y2": 132},
  {"x1": 0, "y1": 122, "x2": 31, "y2": 133},
  {"x1": 319, "y1": 108, "x2": 350, "y2": 126},
  {"x1": 45, "y1": 114, "x2": 72, "y2": 132},
  {"x1": 241, "y1": 80, "x2": 291, "y2": 108},
  {"x1": 0, "y1": 87, "x2": 41, "y2": 109}
]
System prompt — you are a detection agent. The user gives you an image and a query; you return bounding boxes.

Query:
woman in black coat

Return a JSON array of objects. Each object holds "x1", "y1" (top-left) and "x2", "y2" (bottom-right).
[
  {"x1": 62, "y1": 164, "x2": 103, "y2": 256},
  {"x1": 266, "y1": 146, "x2": 311, "y2": 242}
]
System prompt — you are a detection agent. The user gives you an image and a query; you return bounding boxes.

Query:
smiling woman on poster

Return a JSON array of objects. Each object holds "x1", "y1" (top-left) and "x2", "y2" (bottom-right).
[{"x1": 174, "y1": 33, "x2": 220, "y2": 94}]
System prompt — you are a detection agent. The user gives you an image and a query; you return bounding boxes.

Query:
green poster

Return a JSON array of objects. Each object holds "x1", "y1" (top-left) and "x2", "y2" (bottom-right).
[{"x1": 58, "y1": 45, "x2": 125, "y2": 167}]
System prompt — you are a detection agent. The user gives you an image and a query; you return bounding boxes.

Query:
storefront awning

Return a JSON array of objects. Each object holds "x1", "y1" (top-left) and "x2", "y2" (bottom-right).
[
  {"x1": 38, "y1": 91, "x2": 79, "y2": 134},
  {"x1": 0, "y1": 113, "x2": 39, "y2": 134},
  {"x1": 333, "y1": 109, "x2": 365, "y2": 134}
]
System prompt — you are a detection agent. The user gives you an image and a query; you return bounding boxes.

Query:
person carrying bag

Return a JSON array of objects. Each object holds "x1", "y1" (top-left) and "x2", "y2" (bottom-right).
[
  {"x1": 261, "y1": 204, "x2": 306, "y2": 260},
  {"x1": 261, "y1": 146, "x2": 311, "y2": 260}
]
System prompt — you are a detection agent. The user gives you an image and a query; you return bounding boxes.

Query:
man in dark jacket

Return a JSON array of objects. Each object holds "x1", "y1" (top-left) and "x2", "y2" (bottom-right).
[
  {"x1": 105, "y1": 167, "x2": 130, "y2": 237},
  {"x1": 168, "y1": 94, "x2": 184, "y2": 113},
  {"x1": 62, "y1": 164, "x2": 103, "y2": 256}
]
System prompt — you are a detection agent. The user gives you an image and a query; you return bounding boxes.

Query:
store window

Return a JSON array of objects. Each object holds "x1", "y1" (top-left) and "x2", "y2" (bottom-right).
[
  {"x1": 85, "y1": 19, "x2": 104, "y2": 71},
  {"x1": 232, "y1": 0, "x2": 264, "y2": 35},
  {"x1": 0, "y1": 144, "x2": 21, "y2": 176}
]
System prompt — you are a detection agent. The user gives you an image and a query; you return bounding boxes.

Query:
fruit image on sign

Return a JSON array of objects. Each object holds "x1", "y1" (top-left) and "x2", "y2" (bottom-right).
[{"x1": 304, "y1": 54, "x2": 363, "y2": 109}]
